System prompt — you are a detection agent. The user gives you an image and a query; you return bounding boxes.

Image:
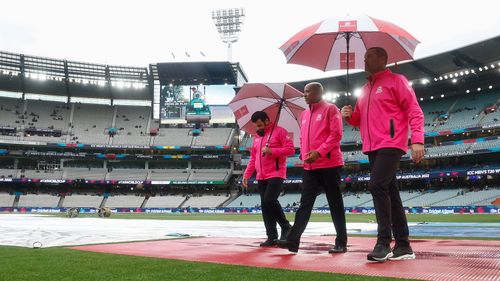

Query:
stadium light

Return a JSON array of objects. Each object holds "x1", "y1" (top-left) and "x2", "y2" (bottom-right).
[
  {"x1": 466, "y1": 90, "x2": 470, "y2": 93},
  {"x1": 465, "y1": 70, "x2": 469, "y2": 75},
  {"x1": 479, "y1": 67, "x2": 483, "y2": 71},
  {"x1": 491, "y1": 64, "x2": 495, "y2": 68},
  {"x1": 420, "y1": 97, "x2": 423, "y2": 101},
  {"x1": 452, "y1": 79, "x2": 457, "y2": 83},
  {"x1": 430, "y1": 96, "x2": 434, "y2": 99},
  {"x1": 421, "y1": 79, "x2": 429, "y2": 85},
  {"x1": 444, "y1": 75, "x2": 448, "y2": 79},
  {"x1": 477, "y1": 87, "x2": 481, "y2": 91},
  {"x1": 212, "y1": 8, "x2": 246, "y2": 62},
  {"x1": 354, "y1": 88, "x2": 362, "y2": 97},
  {"x1": 459, "y1": 71, "x2": 464, "y2": 76},
  {"x1": 484, "y1": 66, "x2": 489, "y2": 70},
  {"x1": 408, "y1": 81, "x2": 413, "y2": 86},
  {"x1": 441, "y1": 94, "x2": 445, "y2": 98},
  {"x1": 489, "y1": 85, "x2": 493, "y2": 89}
]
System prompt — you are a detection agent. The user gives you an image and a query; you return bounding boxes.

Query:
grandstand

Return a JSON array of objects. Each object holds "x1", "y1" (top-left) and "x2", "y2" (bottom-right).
[{"x1": 0, "y1": 37, "x2": 498, "y2": 214}]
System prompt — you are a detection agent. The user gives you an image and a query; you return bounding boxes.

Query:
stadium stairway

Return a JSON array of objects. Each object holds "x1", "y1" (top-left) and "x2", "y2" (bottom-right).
[{"x1": 219, "y1": 191, "x2": 240, "y2": 208}]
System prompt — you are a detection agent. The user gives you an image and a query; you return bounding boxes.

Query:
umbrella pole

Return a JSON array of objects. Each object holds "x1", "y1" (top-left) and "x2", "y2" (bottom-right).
[
  {"x1": 345, "y1": 32, "x2": 351, "y2": 97},
  {"x1": 266, "y1": 99, "x2": 285, "y2": 147}
]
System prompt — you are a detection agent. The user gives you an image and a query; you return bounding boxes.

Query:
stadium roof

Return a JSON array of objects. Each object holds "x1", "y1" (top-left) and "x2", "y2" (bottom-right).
[
  {"x1": 150, "y1": 61, "x2": 246, "y2": 86},
  {"x1": 289, "y1": 35, "x2": 500, "y2": 102}
]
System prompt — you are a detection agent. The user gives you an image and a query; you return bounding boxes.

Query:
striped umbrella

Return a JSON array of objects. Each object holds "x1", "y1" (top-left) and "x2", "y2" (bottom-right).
[
  {"x1": 229, "y1": 83, "x2": 307, "y2": 147},
  {"x1": 280, "y1": 15, "x2": 420, "y2": 93}
]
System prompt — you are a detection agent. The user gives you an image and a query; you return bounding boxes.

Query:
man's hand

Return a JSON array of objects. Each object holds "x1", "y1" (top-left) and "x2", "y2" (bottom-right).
[
  {"x1": 242, "y1": 178, "x2": 249, "y2": 189},
  {"x1": 411, "y1": 143, "x2": 425, "y2": 163},
  {"x1": 304, "y1": 150, "x2": 320, "y2": 164},
  {"x1": 341, "y1": 105, "x2": 353, "y2": 120},
  {"x1": 262, "y1": 146, "x2": 272, "y2": 156}
]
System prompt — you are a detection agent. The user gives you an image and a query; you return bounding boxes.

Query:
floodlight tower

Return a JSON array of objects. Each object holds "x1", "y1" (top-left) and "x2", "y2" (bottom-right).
[{"x1": 211, "y1": 8, "x2": 245, "y2": 62}]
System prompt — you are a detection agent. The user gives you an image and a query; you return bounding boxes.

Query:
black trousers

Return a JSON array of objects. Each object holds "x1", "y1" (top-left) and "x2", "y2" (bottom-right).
[
  {"x1": 258, "y1": 178, "x2": 290, "y2": 239},
  {"x1": 367, "y1": 148, "x2": 410, "y2": 247},
  {"x1": 287, "y1": 167, "x2": 347, "y2": 247}
]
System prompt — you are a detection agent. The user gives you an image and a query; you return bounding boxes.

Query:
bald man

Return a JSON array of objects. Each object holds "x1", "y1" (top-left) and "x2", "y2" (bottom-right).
[{"x1": 277, "y1": 82, "x2": 347, "y2": 253}]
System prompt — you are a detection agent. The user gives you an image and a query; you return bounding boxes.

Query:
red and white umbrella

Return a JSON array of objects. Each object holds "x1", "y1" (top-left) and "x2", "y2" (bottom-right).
[
  {"x1": 280, "y1": 15, "x2": 420, "y2": 93},
  {"x1": 229, "y1": 83, "x2": 307, "y2": 147}
]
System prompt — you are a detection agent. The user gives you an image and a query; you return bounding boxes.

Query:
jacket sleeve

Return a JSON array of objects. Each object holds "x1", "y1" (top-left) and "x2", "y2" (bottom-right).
[
  {"x1": 316, "y1": 105, "x2": 343, "y2": 157},
  {"x1": 396, "y1": 75, "x2": 425, "y2": 144},
  {"x1": 272, "y1": 128, "x2": 295, "y2": 157},
  {"x1": 346, "y1": 101, "x2": 361, "y2": 127},
  {"x1": 243, "y1": 142, "x2": 257, "y2": 179}
]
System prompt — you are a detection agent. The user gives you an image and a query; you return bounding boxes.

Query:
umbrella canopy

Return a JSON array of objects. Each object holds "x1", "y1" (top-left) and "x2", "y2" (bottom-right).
[
  {"x1": 229, "y1": 83, "x2": 307, "y2": 147},
  {"x1": 280, "y1": 15, "x2": 420, "y2": 72}
]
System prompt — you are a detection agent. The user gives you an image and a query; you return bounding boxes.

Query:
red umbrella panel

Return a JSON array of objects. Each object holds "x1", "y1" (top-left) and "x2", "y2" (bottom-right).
[{"x1": 229, "y1": 83, "x2": 307, "y2": 147}]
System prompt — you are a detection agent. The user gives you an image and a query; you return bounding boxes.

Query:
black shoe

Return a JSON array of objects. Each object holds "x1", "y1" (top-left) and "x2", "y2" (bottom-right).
[
  {"x1": 328, "y1": 245, "x2": 347, "y2": 254},
  {"x1": 259, "y1": 238, "x2": 277, "y2": 247},
  {"x1": 389, "y1": 245, "x2": 415, "y2": 260},
  {"x1": 279, "y1": 224, "x2": 292, "y2": 241},
  {"x1": 367, "y1": 244, "x2": 393, "y2": 262},
  {"x1": 276, "y1": 239, "x2": 299, "y2": 253}
]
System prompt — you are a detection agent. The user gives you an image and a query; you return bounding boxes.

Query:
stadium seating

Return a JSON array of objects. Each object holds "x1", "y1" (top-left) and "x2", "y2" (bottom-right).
[
  {"x1": 0, "y1": 192, "x2": 15, "y2": 207},
  {"x1": 153, "y1": 128, "x2": 193, "y2": 146},
  {"x1": 105, "y1": 195, "x2": 146, "y2": 208},
  {"x1": 112, "y1": 106, "x2": 151, "y2": 146},
  {"x1": 0, "y1": 97, "x2": 24, "y2": 130},
  {"x1": 70, "y1": 103, "x2": 113, "y2": 144},
  {"x1": 192, "y1": 128, "x2": 234, "y2": 146},
  {"x1": 183, "y1": 195, "x2": 228, "y2": 208},
  {"x1": 18, "y1": 194, "x2": 60, "y2": 207},
  {"x1": 433, "y1": 188, "x2": 500, "y2": 206},
  {"x1": 145, "y1": 195, "x2": 186, "y2": 208},
  {"x1": 62, "y1": 194, "x2": 103, "y2": 208},
  {"x1": 25, "y1": 100, "x2": 70, "y2": 131}
]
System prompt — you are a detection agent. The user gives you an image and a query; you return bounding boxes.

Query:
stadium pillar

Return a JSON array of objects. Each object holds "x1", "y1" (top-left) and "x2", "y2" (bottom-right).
[{"x1": 20, "y1": 55, "x2": 26, "y2": 100}]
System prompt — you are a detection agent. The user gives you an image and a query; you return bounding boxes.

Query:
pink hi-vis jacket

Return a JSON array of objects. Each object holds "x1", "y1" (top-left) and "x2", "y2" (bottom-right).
[
  {"x1": 244, "y1": 124, "x2": 295, "y2": 180},
  {"x1": 300, "y1": 100, "x2": 344, "y2": 170},
  {"x1": 347, "y1": 69, "x2": 425, "y2": 154}
]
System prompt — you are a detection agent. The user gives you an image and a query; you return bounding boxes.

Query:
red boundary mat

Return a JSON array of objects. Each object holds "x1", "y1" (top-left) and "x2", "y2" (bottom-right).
[{"x1": 71, "y1": 236, "x2": 500, "y2": 281}]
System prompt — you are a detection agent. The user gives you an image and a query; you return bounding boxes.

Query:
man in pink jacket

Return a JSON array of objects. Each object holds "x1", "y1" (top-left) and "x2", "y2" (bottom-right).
[
  {"x1": 242, "y1": 111, "x2": 295, "y2": 247},
  {"x1": 342, "y1": 47, "x2": 425, "y2": 262},
  {"x1": 277, "y1": 82, "x2": 347, "y2": 254}
]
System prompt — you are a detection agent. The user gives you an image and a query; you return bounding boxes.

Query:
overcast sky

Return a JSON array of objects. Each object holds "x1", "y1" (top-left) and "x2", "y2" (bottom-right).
[{"x1": 1, "y1": 0, "x2": 499, "y2": 86}]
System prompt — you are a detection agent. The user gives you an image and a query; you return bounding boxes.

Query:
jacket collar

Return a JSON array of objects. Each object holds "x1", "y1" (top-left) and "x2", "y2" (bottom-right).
[
  {"x1": 367, "y1": 68, "x2": 391, "y2": 83},
  {"x1": 264, "y1": 122, "x2": 274, "y2": 134},
  {"x1": 309, "y1": 99, "x2": 327, "y2": 111}
]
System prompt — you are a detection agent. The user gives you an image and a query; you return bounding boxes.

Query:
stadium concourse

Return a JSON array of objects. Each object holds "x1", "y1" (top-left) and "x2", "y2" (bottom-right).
[{"x1": 0, "y1": 29, "x2": 500, "y2": 281}]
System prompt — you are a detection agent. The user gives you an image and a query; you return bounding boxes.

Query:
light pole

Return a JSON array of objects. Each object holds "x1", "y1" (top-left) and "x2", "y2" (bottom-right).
[{"x1": 211, "y1": 8, "x2": 245, "y2": 62}]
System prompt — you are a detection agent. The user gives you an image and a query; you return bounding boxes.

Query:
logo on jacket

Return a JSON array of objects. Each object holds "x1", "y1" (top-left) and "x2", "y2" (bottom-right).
[
  {"x1": 316, "y1": 114, "x2": 322, "y2": 121},
  {"x1": 375, "y1": 86, "x2": 383, "y2": 94}
]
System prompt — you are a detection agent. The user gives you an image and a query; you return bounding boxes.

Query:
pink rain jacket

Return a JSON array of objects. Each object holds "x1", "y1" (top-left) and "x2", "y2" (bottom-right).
[
  {"x1": 347, "y1": 68, "x2": 424, "y2": 153},
  {"x1": 300, "y1": 100, "x2": 344, "y2": 170},
  {"x1": 244, "y1": 124, "x2": 295, "y2": 180}
]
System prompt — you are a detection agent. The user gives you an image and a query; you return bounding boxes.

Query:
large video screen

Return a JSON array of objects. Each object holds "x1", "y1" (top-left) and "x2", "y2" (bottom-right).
[{"x1": 160, "y1": 84, "x2": 235, "y2": 123}]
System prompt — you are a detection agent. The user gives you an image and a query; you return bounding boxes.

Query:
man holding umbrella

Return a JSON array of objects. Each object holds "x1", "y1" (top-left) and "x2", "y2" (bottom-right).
[
  {"x1": 277, "y1": 82, "x2": 347, "y2": 254},
  {"x1": 242, "y1": 111, "x2": 294, "y2": 247},
  {"x1": 342, "y1": 47, "x2": 424, "y2": 262}
]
